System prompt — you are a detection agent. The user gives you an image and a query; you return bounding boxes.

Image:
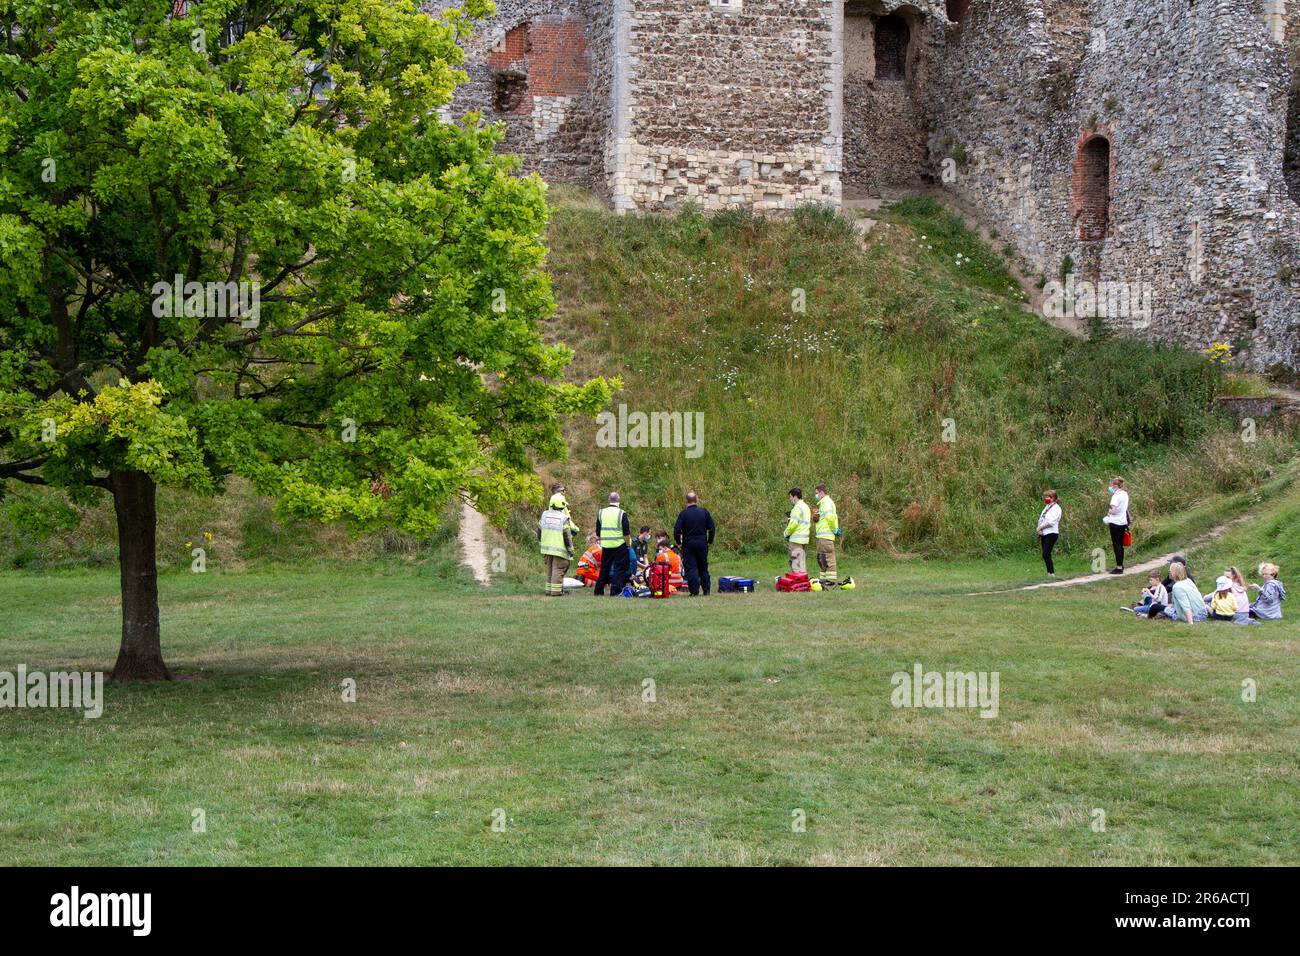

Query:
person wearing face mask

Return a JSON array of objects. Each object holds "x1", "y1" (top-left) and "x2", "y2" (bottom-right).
[
  {"x1": 1102, "y1": 476, "x2": 1130, "y2": 574},
  {"x1": 1035, "y1": 489, "x2": 1062, "y2": 577}
]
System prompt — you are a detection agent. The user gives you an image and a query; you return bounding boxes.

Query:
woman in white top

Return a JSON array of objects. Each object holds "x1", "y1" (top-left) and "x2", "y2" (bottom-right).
[
  {"x1": 1035, "y1": 489, "x2": 1062, "y2": 576},
  {"x1": 1102, "y1": 476, "x2": 1130, "y2": 574}
]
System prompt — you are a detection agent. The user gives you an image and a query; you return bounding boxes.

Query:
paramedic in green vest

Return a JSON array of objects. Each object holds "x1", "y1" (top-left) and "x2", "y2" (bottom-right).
[
  {"x1": 537, "y1": 499, "x2": 574, "y2": 598},
  {"x1": 594, "y1": 492, "x2": 632, "y2": 596},
  {"x1": 784, "y1": 487, "x2": 812, "y2": 573},
  {"x1": 813, "y1": 483, "x2": 840, "y2": 589}
]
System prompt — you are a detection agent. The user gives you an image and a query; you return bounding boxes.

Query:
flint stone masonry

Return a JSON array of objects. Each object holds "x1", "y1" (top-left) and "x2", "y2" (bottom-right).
[{"x1": 434, "y1": 0, "x2": 1300, "y2": 375}]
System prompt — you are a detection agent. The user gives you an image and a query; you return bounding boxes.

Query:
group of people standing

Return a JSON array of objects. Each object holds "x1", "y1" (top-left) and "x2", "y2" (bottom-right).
[
  {"x1": 537, "y1": 483, "x2": 844, "y2": 597},
  {"x1": 538, "y1": 484, "x2": 717, "y2": 597},
  {"x1": 1034, "y1": 476, "x2": 1131, "y2": 577}
]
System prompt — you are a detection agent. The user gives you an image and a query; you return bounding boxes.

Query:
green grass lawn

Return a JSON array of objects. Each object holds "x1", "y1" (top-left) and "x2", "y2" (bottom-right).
[{"x1": 2, "y1": 522, "x2": 1296, "y2": 865}]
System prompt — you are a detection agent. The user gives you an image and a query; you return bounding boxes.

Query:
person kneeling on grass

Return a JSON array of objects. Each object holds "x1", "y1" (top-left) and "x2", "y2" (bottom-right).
[
  {"x1": 1124, "y1": 571, "x2": 1168, "y2": 615},
  {"x1": 576, "y1": 533, "x2": 602, "y2": 587},
  {"x1": 1147, "y1": 562, "x2": 1207, "y2": 623},
  {"x1": 1249, "y1": 563, "x2": 1287, "y2": 620},
  {"x1": 1205, "y1": 576, "x2": 1239, "y2": 622}
]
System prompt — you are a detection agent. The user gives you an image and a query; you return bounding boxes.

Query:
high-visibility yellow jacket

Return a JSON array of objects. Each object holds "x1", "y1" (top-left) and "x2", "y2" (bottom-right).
[
  {"x1": 784, "y1": 499, "x2": 811, "y2": 545},
  {"x1": 815, "y1": 495, "x2": 838, "y2": 540},
  {"x1": 597, "y1": 505, "x2": 629, "y2": 549},
  {"x1": 538, "y1": 508, "x2": 572, "y2": 558}
]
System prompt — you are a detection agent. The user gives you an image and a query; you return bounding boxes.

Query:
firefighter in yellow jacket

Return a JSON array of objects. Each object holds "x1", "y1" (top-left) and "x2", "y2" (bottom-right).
[
  {"x1": 538, "y1": 499, "x2": 575, "y2": 597},
  {"x1": 813, "y1": 483, "x2": 840, "y2": 589},
  {"x1": 783, "y1": 487, "x2": 812, "y2": 573},
  {"x1": 548, "y1": 482, "x2": 580, "y2": 537}
]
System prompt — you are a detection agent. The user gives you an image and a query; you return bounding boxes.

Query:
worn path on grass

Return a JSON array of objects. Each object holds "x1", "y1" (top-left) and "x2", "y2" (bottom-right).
[
  {"x1": 966, "y1": 515, "x2": 1256, "y2": 596},
  {"x1": 458, "y1": 497, "x2": 492, "y2": 586}
]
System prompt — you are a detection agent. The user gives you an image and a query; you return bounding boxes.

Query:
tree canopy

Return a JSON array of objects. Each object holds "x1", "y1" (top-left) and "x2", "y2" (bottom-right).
[{"x1": 0, "y1": 0, "x2": 612, "y2": 678}]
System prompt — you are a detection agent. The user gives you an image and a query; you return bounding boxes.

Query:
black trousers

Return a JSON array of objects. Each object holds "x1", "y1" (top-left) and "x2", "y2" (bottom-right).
[
  {"x1": 681, "y1": 540, "x2": 711, "y2": 596},
  {"x1": 1109, "y1": 523, "x2": 1128, "y2": 569},
  {"x1": 1039, "y1": 533, "x2": 1058, "y2": 574},
  {"x1": 594, "y1": 544, "x2": 630, "y2": 596}
]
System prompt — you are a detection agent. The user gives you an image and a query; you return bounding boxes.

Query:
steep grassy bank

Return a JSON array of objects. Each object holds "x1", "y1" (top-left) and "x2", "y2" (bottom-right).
[
  {"x1": 540, "y1": 193, "x2": 1297, "y2": 556},
  {"x1": 3, "y1": 193, "x2": 1295, "y2": 571}
]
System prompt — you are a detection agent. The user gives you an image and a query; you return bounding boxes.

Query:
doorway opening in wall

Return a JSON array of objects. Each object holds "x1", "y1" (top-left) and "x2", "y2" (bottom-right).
[
  {"x1": 874, "y1": 15, "x2": 909, "y2": 81},
  {"x1": 1075, "y1": 135, "x2": 1111, "y2": 241},
  {"x1": 1285, "y1": 72, "x2": 1300, "y2": 204},
  {"x1": 946, "y1": 0, "x2": 971, "y2": 22},
  {"x1": 492, "y1": 70, "x2": 528, "y2": 113}
]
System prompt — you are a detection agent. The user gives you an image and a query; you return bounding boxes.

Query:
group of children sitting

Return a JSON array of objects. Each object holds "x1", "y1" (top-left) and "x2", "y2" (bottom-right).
[
  {"x1": 574, "y1": 527, "x2": 687, "y2": 593},
  {"x1": 1126, "y1": 558, "x2": 1286, "y2": 624}
]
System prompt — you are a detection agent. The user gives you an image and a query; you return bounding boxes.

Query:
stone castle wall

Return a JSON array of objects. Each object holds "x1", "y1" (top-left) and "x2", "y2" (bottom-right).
[
  {"x1": 607, "y1": 0, "x2": 842, "y2": 212},
  {"x1": 930, "y1": 0, "x2": 1300, "y2": 376},
  {"x1": 843, "y1": 1, "x2": 940, "y2": 192},
  {"x1": 423, "y1": 0, "x2": 610, "y2": 189},
  {"x1": 431, "y1": 0, "x2": 1300, "y2": 374}
]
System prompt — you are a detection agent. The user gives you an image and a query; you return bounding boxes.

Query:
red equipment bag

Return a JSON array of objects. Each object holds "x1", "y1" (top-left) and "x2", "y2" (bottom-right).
[
  {"x1": 649, "y1": 560, "x2": 673, "y2": 599},
  {"x1": 775, "y1": 571, "x2": 811, "y2": 592}
]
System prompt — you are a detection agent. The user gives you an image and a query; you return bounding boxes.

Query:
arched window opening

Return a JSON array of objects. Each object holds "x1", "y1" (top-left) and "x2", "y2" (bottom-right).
[
  {"x1": 1075, "y1": 136, "x2": 1111, "y2": 241},
  {"x1": 874, "y1": 15, "x2": 909, "y2": 81},
  {"x1": 946, "y1": 0, "x2": 971, "y2": 22}
]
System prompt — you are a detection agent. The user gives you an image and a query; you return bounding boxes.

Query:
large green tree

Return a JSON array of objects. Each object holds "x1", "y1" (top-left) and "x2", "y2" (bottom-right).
[{"x1": 0, "y1": 0, "x2": 610, "y2": 680}]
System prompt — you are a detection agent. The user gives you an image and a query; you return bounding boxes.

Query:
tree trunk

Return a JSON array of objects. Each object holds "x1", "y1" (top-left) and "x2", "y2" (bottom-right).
[{"x1": 109, "y1": 469, "x2": 172, "y2": 682}]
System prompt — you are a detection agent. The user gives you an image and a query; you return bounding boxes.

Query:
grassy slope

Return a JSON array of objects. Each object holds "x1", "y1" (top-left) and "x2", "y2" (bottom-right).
[
  {"x1": 2, "y1": 477, "x2": 1297, "y2": 865},
  {"x1": 3, "y1": 193, "x2": 1294, "y2": 572},
  {"x1": 540, "y1": 192, "x2": 1297, "y2": 557}
]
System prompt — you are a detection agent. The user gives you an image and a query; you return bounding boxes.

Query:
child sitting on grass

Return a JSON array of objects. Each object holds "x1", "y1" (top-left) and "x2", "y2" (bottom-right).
[
  {"x1": 1225, "y1": 566, "x2": 1251, "y2": 620},
  {"x1": 1125, "y1": 572, "x2": 1168, "y2": 615},
  {"x1": 1249, "y1": 563, "x2": 1287, "y2": 620},
  {"x1": 1205, "y1": 576, "x2": 1239, "y2": 621}
]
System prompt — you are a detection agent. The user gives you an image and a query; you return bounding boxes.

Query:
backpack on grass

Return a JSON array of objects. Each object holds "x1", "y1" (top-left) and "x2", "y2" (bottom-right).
[
  {"x1": 718, "y1": 576, "x2": 755, "y2": 593},
  {"x1": 648, "y1": 560, "x2": 673, "y2": 599}
]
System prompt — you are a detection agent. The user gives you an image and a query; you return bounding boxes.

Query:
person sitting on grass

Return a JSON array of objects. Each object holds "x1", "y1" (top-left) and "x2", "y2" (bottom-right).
[
  {"x1": 1150, "y1": 562, "x2": 1207, "y2": 623},
  {"x1": 1205, "y1": 576, "x2": 1239, "y2": 622},
  {"x1": 576, "y1": 533, "x2": 603, "y2": 587},
  {"x1": 1162, "y1": 555, "x2": 1193, "y2": 595},
  {"x1": 1225, "y1": 566, "x2": 1251, "y2": 621},
  {"x1": 1125, "y1": 571, "x2": 1168, "y2": 615},
  {"x1": 1249, "y1": 563, "x2": 1287, "y2": 620}
]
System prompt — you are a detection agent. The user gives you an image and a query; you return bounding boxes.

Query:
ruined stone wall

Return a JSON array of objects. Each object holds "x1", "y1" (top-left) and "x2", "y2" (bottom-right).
[
  {"x1": 931, "y1": 0, "x2": 1300, "y2": 376},
  {"x1": 607, "y1": 0, "x2": 841, "y2": 212},
  {"x1": 843, "y1": 1, "x2": 942, "y2": 191},
  {"x1": 423, "y1": 0, "x2": 611, "y2": 191}
]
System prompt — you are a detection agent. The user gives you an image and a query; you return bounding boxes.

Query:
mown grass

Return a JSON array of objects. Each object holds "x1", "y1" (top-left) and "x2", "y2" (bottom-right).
[{"x1": 2, "y1": 483, "x2": 1297, "y2": 866}]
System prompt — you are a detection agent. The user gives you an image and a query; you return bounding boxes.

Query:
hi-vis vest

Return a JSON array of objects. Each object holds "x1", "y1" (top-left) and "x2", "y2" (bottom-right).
[
  {"x1": 538, "y1": 508, "x2": 569, "y2": 557},
  {"x1": 598, "y1": 506, "x2": 627, "y2": 549},
  {"x1": 815, "y1": 495, "x2": 838, "y2": 540},
  {"x1": 784, "y1": 499, "x2": 811, "y2": 544}
]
